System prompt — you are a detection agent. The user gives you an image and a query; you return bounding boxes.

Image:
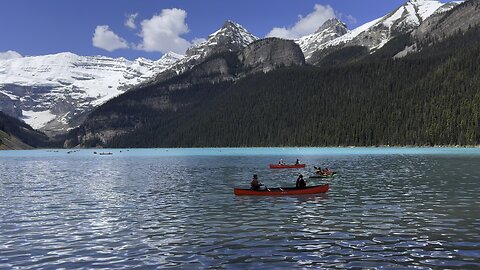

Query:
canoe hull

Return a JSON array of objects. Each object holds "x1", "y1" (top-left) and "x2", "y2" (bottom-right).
[
  {"x1": 269, "y1": 164, "x2": 306, "y2": 169},
  {"x1": 234, "y1": 184, "x2": 329, "y2": 196}
]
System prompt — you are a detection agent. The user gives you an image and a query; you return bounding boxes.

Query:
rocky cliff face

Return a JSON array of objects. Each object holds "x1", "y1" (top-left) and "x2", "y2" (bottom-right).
[
  {"x1": 152, "y1": 38, "x2": 305, "y2": 91},
  {"x1": 240, "y1": 38, "x2": 305, "y2": 73}
]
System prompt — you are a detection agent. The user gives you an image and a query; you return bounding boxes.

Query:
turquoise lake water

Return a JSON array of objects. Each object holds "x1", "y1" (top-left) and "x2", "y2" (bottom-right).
[{"x1": 1, "y1": 148, "x2": 479, "y2": 269}]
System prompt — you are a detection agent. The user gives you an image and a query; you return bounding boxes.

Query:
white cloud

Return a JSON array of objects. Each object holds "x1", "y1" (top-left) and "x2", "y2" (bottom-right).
[
  {"x1": 92, "y1": 25, "x2": 129, "y2": 51},
  {"x1": 192, "y1": 38, "x2": 206, "y2": 46},
  {"x1": 125, "y1": 13, "x2": 138, "y2": 29},
  {"x1": 345, "y1": 14, "x2": 357, "y2": 25},
  {"x1": 267, "y1": 4, "x2": 336, "y2": 39},
  {"x1": 136, "y1": 8, "x2": 191, "y2": 54},
  {"x1": 0, "y1": 50, "x2": 22, "y2": 60}
]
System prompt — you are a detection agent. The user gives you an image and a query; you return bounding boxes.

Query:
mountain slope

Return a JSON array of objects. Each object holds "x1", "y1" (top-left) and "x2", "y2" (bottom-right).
[
  {"x1": 0, "y1": 52, "x2": 182, "y2": 134},
  {"x1": 0, "y1": 111, "x2": 49, "y2": 149},
  {"x1": 413, "y1": 0, "x2": 480, "y2": 41},
  {"x1": 64, "y1": 38, "x2": 305, "y2": 147}
]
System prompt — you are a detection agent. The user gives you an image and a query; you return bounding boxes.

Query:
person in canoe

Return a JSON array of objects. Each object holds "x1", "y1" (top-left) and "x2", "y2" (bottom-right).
[
  {"x1": 250, "y1": 174, "x2": 264, "y2": 190},
  {"x1": 296, "y1": 174, "x2": 307, "y2": 189},
  {"x1": 295, "y1": 159, "x2": 300, "y2": 165},
  {"x1": 278, "y1": 159, "x2": 285, "y2": 165},
  {"x1": 314, "y1": 166, "x2": 322, "y2": 175},
  {"x1": 322, "y1": 168, "x2": 333, "y2": 175}
]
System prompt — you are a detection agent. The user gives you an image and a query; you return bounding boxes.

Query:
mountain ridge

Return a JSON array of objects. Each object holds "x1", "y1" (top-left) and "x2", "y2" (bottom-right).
[{"x1": 305, "y1": 0, "x2": 461, "y2": 63}]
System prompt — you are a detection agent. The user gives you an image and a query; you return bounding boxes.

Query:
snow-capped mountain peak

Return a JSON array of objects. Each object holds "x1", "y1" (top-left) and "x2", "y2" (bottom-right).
[
  {"x1": 185, "y1": 20, "x2": 257, "y2": 59},
  {"x1": 315, "y1": 18, "x2": 348, "y2": 34},
  {"x1": 157, "y1": 20, "x2": 258, "y2": 78},
  {"x1": 296, "y1": 18, "x2": 348, "y2": 60},
  {"x1": 380, "y1": 0, "x2": 444, "y2": 31}
]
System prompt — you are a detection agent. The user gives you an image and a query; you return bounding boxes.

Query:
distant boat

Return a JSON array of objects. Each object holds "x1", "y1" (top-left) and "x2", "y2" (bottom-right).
[
  {"x1": 234, "y1": 184, "x2": 329, "y2": 196},
  {"x1": 269, "y1": 164, "x2": 306, "y2": 169},
  {"x1": 98, "y1": 152, "x2": 113, "y2": 155}
]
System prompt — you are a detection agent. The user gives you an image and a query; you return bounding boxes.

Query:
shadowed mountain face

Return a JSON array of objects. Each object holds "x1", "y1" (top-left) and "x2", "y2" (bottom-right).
[{"x1": 0, "y1": 111, "x2": 49, "y2": 149}]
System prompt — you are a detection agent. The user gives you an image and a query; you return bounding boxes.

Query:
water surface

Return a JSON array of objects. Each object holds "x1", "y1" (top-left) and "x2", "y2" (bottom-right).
[{"x1": 1, "y1": 148, "x2": 479, "y2": 269}]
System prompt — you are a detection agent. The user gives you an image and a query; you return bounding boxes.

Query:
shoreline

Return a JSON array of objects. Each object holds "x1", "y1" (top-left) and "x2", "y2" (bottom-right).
[{"x1": 2, "y1": 144, "x2": 480, "y2": 151}]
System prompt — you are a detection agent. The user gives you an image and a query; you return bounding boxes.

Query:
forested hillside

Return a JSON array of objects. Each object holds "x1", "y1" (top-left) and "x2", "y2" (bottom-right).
[{"x1": 70, "y1": 25, "x2": 480, "y2": 148}]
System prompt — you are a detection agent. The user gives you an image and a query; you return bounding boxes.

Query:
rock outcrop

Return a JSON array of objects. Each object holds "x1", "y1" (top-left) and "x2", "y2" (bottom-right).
[{"x1": 240, "y1": 38, "x2": 305, "y2": 73}]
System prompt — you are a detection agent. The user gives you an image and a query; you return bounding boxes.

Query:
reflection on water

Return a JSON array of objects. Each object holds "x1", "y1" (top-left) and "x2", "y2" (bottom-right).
[{"x1": 0, "y1": 149, "x2": 479, "y2": 269}]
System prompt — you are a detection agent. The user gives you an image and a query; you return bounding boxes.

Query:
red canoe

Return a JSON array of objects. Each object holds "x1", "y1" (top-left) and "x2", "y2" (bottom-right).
[
  {"x1": 269, "y1": 164, "x2": 306, "y2": 169},
  {"x1": 234, "y1": 184, "x2": 329, "y2": 196}
]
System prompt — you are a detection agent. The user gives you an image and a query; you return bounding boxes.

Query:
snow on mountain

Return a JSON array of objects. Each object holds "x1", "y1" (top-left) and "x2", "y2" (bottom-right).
[
  {"x1": 0, "y1": 50, "x2": 22, "y2": 60},
  {"x1": 0, "y1": 51, "x2": 182, "y2": 132},
  {"x1": 0, "y1": 20, "x2": 256, "y2": 134},
  {"x1": 300, "y1": 0, "x2": 460, "y2": 62},
  {"x1": 186, "y1": 20, "x2": 257, "y2": 60},
  {"x1": 330, "y1": 0, "x2": 445, "y2": 49},
  {"x1": 157, "y1": 20, "x2": 258, "y2": 79},
  {"x1": 296, "y1": 18, "x2": 348, "y2": 60}
]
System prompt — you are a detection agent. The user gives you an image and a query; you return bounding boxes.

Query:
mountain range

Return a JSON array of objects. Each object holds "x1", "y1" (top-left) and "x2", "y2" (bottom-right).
[
  {"x1": 0, "y1": 52, "x2": 182, "y2": 134},
  {"x1": 1, "y1": 0, "x2": 479, "y2": 148}
]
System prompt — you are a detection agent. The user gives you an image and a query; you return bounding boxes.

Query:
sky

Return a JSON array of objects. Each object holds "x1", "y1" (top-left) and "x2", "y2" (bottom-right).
[{"x1": 0, "y1": 0, "x2": 450, "y2": 60}]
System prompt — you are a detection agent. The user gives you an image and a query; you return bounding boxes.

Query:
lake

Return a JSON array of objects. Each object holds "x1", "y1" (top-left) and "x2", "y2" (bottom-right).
[{"x1": 1, "y1": 148, "x2": 479, "y2": 269}]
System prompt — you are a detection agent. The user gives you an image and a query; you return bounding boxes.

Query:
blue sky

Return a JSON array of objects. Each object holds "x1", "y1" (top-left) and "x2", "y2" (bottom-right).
[{"x1": 0, "y1": 0, "x2": 448, "y2": 60}]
